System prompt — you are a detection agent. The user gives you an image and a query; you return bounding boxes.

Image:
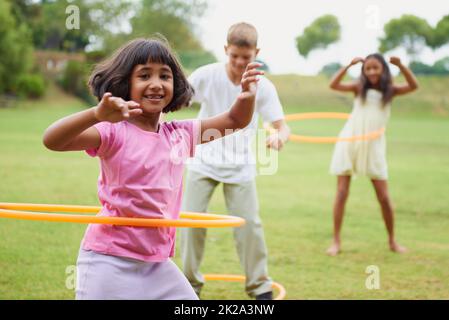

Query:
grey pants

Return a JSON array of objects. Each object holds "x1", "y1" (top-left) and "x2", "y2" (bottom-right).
[
  {"x1": 181, "y1": 170, "x2": 272, "y2": 297},
  {"x1": 76, "y1": 249, "x2": 198, "y2": 300}
]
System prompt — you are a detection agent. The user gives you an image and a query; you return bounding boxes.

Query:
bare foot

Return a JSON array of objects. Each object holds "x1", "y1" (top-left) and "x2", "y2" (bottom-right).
[
  {"x1": 326, "y1": 243, "x2": 341, "y2": 256},
  {"x1": 390, "y1": 241, "x2": 407, "y2": 253}
]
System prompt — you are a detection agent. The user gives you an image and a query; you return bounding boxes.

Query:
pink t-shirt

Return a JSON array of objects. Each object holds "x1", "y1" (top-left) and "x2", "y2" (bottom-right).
[{"x1": 82, "y1": 119, "x2": 200, "y2": 262}]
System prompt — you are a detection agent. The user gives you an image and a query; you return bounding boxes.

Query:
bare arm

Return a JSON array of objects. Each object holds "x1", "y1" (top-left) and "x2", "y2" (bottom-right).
[
  {"x1": 329, "y1": 57, "x2": 364, "y2": 93},
  {"x1": 199, "y1": 62, "x2": 263, "y2": 144},
  {"x1": 43, "y1": 108, "x2": 101, "y2": 151},
  {"x1": 390, "y1": 57, "x2": 419, "y2": 96},
  {"x1": 266, "y1": 119, "x2": 290, "y2": 151},
  {"x1": 43, "y1": 93, "x2": 142, "y2": 151}
]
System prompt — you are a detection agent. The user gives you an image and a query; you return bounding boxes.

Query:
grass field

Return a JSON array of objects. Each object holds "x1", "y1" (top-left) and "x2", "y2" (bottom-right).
[{"x1": 0, "y1": 75, "x2": 448, "y2": 299}]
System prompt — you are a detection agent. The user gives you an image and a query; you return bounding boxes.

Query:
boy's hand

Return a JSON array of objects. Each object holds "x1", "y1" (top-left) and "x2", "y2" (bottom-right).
[
  {"x1": 389, "y1": 56, "x2": 402, "y2": 67},
  {"x1": 94, "y1": 93, "x2": 142, "y2": 123},
  {"x1": 266, "y1": 133, "x2": 284, "y2": 151},
  {"x1": 349, "y1": 57, "x2": 364, "y2": 66},
  {"x1": 239, "y1": 62, "x2": 264, "y2": 100}
]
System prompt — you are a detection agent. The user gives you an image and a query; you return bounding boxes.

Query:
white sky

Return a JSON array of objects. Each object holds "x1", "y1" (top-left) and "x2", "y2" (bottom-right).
[{"x1": 195, "y1": 0, "x2": 449, "y2": 75}]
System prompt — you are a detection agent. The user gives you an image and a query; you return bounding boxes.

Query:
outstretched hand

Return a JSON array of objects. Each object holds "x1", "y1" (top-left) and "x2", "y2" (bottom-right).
[
  {"x1": 94, "y1": 93, "x2": 143, "y2": 123},
  {"x1": 239, "y1": 62, "x2": 264, "y2": 100}
]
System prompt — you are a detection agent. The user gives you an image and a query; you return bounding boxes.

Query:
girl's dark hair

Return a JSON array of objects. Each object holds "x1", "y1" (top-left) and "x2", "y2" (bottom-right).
[
  {"x1": 88, "y1": 37, "x2": 193, "y2": 113},
  {"x1": 360, "y1": 53, "x2": 394, "y2": 106}
]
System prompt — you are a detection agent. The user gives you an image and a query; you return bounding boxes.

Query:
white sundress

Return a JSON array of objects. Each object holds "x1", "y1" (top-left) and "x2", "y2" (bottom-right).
[{"x1": 330, "y1": 89, "x2": 391, "y2": 180}]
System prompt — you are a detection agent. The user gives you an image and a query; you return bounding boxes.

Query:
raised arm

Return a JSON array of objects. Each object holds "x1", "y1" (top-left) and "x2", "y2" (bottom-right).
[
  {"x1": 43, "y1": 93, "x2": 142, "y2": 151},
  {"x1": 389, "y1": 57, "x2": 419, "y2": 96},
  {"x1": 199, "y1": 62, "x2": 263, "y2": 144},
  {"x1": 329, "y1": 57, "x2": 364, "y2": 94}
]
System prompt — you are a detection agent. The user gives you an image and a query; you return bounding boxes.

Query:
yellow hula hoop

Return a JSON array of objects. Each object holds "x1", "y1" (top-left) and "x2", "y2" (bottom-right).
[
  {"x1": 203, "y1": 274, "x2": 286, "y2": 300},
  {"x1": 0, "y1": 203, "x2": 245, "y2": 228},
  {"x1": 265, "y1": 112, "x2": 385, "y2": 144}
]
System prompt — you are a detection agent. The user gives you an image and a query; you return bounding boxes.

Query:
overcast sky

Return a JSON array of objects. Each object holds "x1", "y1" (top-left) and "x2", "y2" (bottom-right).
[{"x1": 195, "y1": 0, "x2": 449, "y2": 75}]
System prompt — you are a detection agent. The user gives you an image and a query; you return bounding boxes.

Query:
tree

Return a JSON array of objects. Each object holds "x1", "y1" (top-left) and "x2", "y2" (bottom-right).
[
  {"x1": 410, "y1": 56, "x2": 449, "y2": 76},
  {"x1": 0, "y1": 0, "x2": 33, "y2": 94},
  {"x1": 295, "y1": 15, "x2": 341, "y2": 58},
  {"x1": 130, "y1": 0, "x2": 207, "y2": 51},
  {"x1": 379, "y1": 15, "x2": 433, "y2": 60},
  {"x1": 320, "y1": 62, "x2": 342, "y2": 77},
  {"x1": 127, "y1": 0, "x2": 215, "y2": 69},
  {"x1": 10, "y1": 0, "x2": 133, "y2": 52},
  {"x1": 179, "y1": 51, "x2": 217, "y2": 71},
  {"x1": 432, "y1": 15, "x2": 449, "y2": 49}
]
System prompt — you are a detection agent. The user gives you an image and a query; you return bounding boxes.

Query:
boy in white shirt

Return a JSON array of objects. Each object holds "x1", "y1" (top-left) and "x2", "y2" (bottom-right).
[{"x1": 181, "y1": 22, "x2": 290, "y2": 300}]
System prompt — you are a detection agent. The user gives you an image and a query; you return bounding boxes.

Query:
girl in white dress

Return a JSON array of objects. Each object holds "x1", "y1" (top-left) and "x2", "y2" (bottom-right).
[{"x1": 327, "y1": 54, "x2": 418, "y2": 256}]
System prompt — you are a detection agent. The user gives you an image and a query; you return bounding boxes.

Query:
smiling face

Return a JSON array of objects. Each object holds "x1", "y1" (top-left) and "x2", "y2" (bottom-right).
[
  {"x1": 225, "y1": 44, "x2": 259, "y2": 79},
  {"x1": 362, "y1": 57, "x2": 384, "y2": 86},
  {"x1": 129, "y1": 62, "x2": 174, "y2": 114}
]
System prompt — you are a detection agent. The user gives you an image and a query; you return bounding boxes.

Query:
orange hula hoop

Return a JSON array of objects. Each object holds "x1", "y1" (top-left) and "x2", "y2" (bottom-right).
[
  {"x1": 203, "y1": 274, "x2": 286, "y2": 300},
  {"x1": 0, "y1": 203, "x2": 245, "y2": 228},
  {"x1": 265, "y1": 112, "x2": 385, "y2": 144}
]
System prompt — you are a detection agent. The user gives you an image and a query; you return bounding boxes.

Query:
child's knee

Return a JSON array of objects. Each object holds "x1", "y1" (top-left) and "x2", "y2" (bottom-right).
[
  {"x1": 336, "y1": 188, "x2": 349, "y2": 201},
  {"x1": 376, "y1": 193, "x2": 391, "y2": 206}
]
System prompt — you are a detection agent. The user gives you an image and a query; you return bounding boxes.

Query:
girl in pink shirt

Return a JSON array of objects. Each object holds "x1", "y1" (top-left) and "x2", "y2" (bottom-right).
[{"x1": 43, "y1": 38, "x2": 263, "y2": 300}]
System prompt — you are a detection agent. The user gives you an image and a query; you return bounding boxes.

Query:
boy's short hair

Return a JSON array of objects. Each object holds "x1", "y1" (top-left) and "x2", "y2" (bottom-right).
[
  {"x1": 227, "y1": 22, "x2": 258, "y2": 48},
  {"x1": 88, "y1": 37, "x2": 193, "y2": 113}
]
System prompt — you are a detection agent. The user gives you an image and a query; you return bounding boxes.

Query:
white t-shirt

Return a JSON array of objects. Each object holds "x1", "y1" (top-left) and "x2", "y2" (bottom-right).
[{"x1": 187, "y1": 62, "x2": 284, "y2": 183}]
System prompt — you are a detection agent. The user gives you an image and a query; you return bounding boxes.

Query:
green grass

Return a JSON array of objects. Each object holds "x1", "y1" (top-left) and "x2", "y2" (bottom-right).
[{"x1": 1, "y1": 77, "x2": 449, "y2": 299}]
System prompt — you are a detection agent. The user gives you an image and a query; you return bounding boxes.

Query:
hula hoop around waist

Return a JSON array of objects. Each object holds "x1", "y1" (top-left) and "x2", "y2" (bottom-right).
[
  {"x1": 0, "y1": 203, "x2": 245, "y2": 228},
  {"x1": 265, "y1": 112, "x2": 385, "y2": 144}
]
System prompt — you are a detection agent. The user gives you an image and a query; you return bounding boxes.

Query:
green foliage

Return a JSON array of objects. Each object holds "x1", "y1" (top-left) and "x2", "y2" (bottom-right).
[
  {"x1": 58, "y1": 60, "x2": 95, "y2": 104},
  {"x1": 111, "y1": 0, "x2": 212, "y2": 70},
  {"x1": 179, "y1": 50, "x2": 216, "y2": 70},
  {"x1": 0, "y1": 0, "x2": 33, "y2": 94},
  {"x1": 11, "y1": 0, "x2": 133, "y2": 52},
  {"x1": 410, "y1": 57, "x2": 449, "y2": 76},
  {"x1": 15, "y1": 74, "x2": 46, "y2": 98},
  {"x1": 7, "y1": 0, "x2": 212, "y2": 72},
  {"x1": 19, "y1": 0, "x2": 85, "y2": 51},
  {"x1": 432, "y1": 15, "x2": 449, "y2": 49},
  {"x1": 132, "y1": 14, "x2": 202, "y2": 52},
  {"x1": 320, "y1": 62, "x2": 343, "y2": 77},
  {"x1": 3, "y1": 0, "x2": 212, "y2": 103},
  {"x1": 410, "y1": 62, "x2": 435, "y2": 75},
  {"x1": 379, "y1": 15, "x2": 433, "y2": 59},
  {"x1": 434, "y1": 56, "x2": 449, "y2": 72},
  {"x1": 295, "y1": 15, "x2": 341, "y2": 58},
  {"x1": 85, "y1": 50, "x2": 108, "y2": 64}
]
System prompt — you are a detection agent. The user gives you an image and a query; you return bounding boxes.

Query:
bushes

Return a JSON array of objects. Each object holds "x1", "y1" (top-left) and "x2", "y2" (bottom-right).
[
  {"x1": 179, "y1": 50, "x2": 216, "y2": 70},
  {"x1": 58, "y1": 60, "x2": 95, "y2": 104},
  {"x1": 410, "y1": 57, "x2": 449, "y2": 76},
  {"x1": 320, "y1": 62, "x2": 343, "y2": 77},
  {"x1": 0, "y1": 0, "x2": 33, "y2": 96},
  {"x1": 16, "y1": 74, "x2": 46, "y2": 98},
  {"x1": 0, "y1": 1, "x2": 47, "y2": 101}
]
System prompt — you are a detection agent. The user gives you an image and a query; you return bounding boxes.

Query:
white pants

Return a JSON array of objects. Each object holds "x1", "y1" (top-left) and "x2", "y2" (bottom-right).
[
  {"x1": 76, "y1": 249, "x2": 198, "y2": 300},
  {"x1": 181, "y1": 170, "x2": 272, "y2": 297}
]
